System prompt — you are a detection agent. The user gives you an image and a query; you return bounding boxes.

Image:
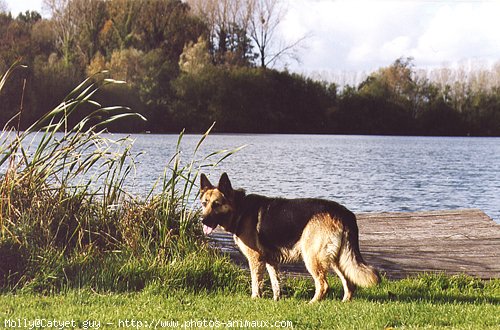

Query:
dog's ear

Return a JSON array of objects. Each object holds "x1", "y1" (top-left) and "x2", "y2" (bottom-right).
[
  {"x1": 218, "y1": 172, "x2": 233, "y2": 197},
  {"x1": 200, "y1": 173, "x2": 213, "y2": 192}
]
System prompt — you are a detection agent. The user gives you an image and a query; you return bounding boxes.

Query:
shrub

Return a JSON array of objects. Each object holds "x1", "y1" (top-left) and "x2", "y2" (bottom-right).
[{"x1": 0, "y1": 64, "x2": 243, "y2": 293}]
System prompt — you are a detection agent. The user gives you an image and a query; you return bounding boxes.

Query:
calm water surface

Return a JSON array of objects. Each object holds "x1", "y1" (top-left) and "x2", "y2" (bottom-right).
[{"x1": 124, "y1": 134, "x2": 499, "y2": 223}]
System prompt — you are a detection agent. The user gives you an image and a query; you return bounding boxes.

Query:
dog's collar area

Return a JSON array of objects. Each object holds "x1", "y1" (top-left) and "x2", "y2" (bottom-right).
[{"x1": 229, "y1": 214, "x2": 244, "y2": 235}]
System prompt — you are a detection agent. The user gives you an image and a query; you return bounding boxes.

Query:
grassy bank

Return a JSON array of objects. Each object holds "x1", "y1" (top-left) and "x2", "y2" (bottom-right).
[
  {"x1": 0, "y1": 64, "x2": 243, "y2": 294},
  {"x1": 0, "y1": 274, "x2": 498, "y2": 329}
]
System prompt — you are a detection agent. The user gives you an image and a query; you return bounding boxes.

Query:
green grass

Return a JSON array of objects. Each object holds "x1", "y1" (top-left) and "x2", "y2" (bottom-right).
[{"x1": 0, "y1": 274, "x2": 498, "y2": 329}]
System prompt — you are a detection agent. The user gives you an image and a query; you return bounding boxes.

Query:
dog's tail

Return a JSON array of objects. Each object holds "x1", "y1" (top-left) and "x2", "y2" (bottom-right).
[{"x1": 338, "y1": 221, "x2": 380, "y2": 288}]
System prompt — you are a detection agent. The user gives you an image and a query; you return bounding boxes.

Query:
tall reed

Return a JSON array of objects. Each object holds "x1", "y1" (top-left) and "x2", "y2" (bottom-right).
[{"x1": 0, "y1": 64, "x2": 244, "y2": 293}]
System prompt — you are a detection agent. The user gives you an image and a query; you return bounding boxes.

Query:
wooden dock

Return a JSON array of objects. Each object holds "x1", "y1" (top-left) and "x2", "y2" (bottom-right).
[{"x1": 208, "y1": 209, "x2": 500, "y2": 279}]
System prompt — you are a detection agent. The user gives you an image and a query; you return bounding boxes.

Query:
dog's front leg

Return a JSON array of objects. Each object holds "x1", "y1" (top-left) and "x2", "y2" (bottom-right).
[
  {"x1": 248, "y1": 257, "x2": 265, "y2": 298},
  {"x1": 266, "y1": 263, "x2": 280, "y2": 301}
]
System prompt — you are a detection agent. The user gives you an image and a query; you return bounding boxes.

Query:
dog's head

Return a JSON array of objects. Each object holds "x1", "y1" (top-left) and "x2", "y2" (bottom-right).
[{"x1": 199, "y1": 173, "x2": 235, "y2": 235}]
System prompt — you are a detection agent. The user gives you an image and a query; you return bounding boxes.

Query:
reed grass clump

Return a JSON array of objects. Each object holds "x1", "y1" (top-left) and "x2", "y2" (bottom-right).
[{"x1": 0, "y1": 64, "x2": 244, "y2": 293}]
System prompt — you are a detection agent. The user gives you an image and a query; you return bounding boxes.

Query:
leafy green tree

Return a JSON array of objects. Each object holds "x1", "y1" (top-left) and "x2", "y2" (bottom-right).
[
  {"x1": 101, "y1": 0, "x2": 142, "y2": 52},
  {"x1": 0, "y1": 14, "x2": 33, "y2": 64},
  {"x1": 30, "y1": 19, "x2": 56, "y2": 57},
  {"x1": 360, "y1": 57, "x2": 416, "y2": 112},
  {"x1": 16, "y1": 11, "x2": 42, "y2": 24},
  {"x1": 71, "y1": 0, "x2": 107, "y2": 65},
  {"x1": 2, "y1": 0, "x2": 499, "y2": 135},
  {"x1": 346, "y1": 58, "x2": 417, "y2": 134},
  {"x1": 418, "y1": 97, "x2": 465, "y2": 136},
  {"x1": 137, "y1": 49, "x2": 180, "y2": 132},
  {"x1": 136, "y1": 0, "x2": 206, "y2": 60},
  {"x1": 179, "y1": 37, "x2": 213, "y2": 75},
  {"x1": 462, "y1": 88, "x2": 500, "y2": 136},
  {"x1": 170, "y1": 66, "x2": 332, "y2": 133}
]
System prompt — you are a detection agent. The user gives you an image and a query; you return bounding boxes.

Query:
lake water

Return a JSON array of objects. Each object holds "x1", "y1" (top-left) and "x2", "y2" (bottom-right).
[{"x1": 122, "y1": 134, "x2": 499, "y2": 223}]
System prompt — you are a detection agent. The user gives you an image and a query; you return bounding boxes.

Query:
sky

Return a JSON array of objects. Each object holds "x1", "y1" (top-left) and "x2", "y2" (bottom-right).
[
  {"x1": 4, "y1": 0, "x2": 44, "y2": 17},
  {"x1": 4, "y1": 0, "x2": 500, "y2": 79},
  {"x1": 279, "y1": 0, "x2": 500, "y2": 79}
]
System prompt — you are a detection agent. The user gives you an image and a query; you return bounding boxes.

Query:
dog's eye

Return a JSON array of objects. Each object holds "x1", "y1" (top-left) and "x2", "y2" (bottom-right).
[
  {"x1": 212, "y1": 201, "x2": 220, "y2": 208},
  {"x1": 201, "y1": 201, "x2": 208, "y2": 207}
]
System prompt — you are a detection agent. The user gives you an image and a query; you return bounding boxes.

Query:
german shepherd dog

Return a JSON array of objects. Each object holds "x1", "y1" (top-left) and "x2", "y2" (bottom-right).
[{"x1": 199, "y1": 173, "x2": 380, "y2": 302}]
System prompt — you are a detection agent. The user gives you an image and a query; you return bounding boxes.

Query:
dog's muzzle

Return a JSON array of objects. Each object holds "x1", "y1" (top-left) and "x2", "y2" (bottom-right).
[{"x1": 201, "y1": 216, "x2": 218, "y2": 235}]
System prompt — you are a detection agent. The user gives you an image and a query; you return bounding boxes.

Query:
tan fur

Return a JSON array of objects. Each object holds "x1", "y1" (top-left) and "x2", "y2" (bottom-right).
[
  {"x1": 201, "y1": 190, "x2": 232, "y2": 217},
  {"x1": 338, "y1": 239, "x2": 380, "y2": 289}
]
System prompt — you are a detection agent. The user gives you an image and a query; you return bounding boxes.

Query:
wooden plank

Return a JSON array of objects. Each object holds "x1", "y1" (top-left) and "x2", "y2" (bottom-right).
[
  {"x1": 355, "y1": 209, "x2": 500, "y2": 279},
  {"x1": 208, "y1": 209, "x2": 500, "y2": 280}
]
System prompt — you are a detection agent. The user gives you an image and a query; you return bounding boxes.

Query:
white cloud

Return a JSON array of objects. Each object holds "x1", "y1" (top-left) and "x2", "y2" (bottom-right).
[
  {"x1": 380, "y1": 36, "x2": 412, "y2": 61},
  {"x1": 279, "y1": 0, "x2": 500, "y2": 76},
  {"x1": 279, "y1": 0, "x2": 426, "y2": 71},
  {"x1": 414, "y1": 2, "x2": 500, "y2": 67}
]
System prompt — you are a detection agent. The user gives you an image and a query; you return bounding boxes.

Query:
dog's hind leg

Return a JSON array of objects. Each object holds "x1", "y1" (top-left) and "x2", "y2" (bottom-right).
[
  {"x1": 332, "y1": 264, "x2": 355, "y2": 302},
  {"x1": 266, "y1": 263, "x2": 280, "y2": 301},
  {"x1": 303, "y1": 256, "x2": 329, "y2": 303}
]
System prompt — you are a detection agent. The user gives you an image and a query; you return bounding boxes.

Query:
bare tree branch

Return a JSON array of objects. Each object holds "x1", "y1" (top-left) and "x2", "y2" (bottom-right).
[
  {"x1": 0, "y1": 0, "x2": 8, "y2": 13},
  {"x1": 265, "y1": 32, "x2": 310, "y2": 68},
  {"x1": 43, "y1": 0, "x2": 76, "y2": 65},
  {"x1": 248, "y1": 0, "x2": 308, "y2": 68},
  {"x1": 188, "y1": 0, "x2": 308, "y2": 68}
]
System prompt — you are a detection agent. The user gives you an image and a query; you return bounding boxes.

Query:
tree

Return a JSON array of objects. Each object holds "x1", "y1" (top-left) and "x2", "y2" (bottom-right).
[
  {"x1": 43, "y1": 0, "x2": 106, "y2": 66},
  {"x1": 346, "y1": 58, "x2": 419, "y2": 134},
  {"x1": 249, "y1": 0, "x2": 284, "y2": 68},
  {"x1": 138, "y1": 49, "x2": 181, "y2": 132},
  {"x1": 360, "y1": 57, "x2": 419, "y2": 114},
  {"x1": 43, "y1": 0, "x2": 77, "y2": 65},
  {"x1": 179, "y1": 37, "x2": 213, "y2": 74},
  {"x1": 248, "y1": 0, "x2": 308, "y2": 68},
  {"x1": 107, "y1": 48, "x2": 144, "y2": 83},
  {"x1": 189, "y1": 0, "x2": 306, "y2": 68},
  {"x1": 187, "y1": 0, "x2": 256, "y2": 66},
  {"x1": 16, "y1": 11, "x2": 42, "y2": 24},
  {"x1": 30, "y1": 19, "x2": 56, "y2": 57},
  {"x1": 0, "y1": 14, "x2": 32, "y2": 64},
  {"x1": 101, "y1": 0, "x2": 142, "y2": 52},
  {"x1": 70, "y1": 0, "x2": 107, "y2": 65},
  {"x1": 137, "y1": 0, "x2": 206, "y2": 61}
]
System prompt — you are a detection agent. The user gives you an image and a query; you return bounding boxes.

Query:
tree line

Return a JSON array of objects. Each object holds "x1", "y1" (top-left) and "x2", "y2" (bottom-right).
[{"x1": 0, "y1": 0, "x2": 499, "y2": 136}]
